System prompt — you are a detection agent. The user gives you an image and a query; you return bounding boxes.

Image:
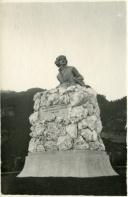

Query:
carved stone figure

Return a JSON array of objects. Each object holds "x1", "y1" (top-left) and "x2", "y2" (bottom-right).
[{"x1": 55, "y1": 55, "x2": 86, "y2": 87}]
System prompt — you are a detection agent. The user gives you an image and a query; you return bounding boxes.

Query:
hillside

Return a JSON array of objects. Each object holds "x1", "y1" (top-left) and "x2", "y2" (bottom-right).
[{"x1": 97, "y1": 95, "x2": 126, "y2": 142}]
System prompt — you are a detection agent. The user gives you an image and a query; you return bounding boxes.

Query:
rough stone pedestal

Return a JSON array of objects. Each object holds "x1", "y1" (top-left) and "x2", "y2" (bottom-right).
[{"x1": 18, "y1": 85, "x2": 117, "y2": 178}]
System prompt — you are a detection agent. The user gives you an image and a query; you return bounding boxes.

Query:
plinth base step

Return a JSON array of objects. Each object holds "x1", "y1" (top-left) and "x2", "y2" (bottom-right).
[{"x1": 18, "y1": 150, "x2": 117, "y2": 177}]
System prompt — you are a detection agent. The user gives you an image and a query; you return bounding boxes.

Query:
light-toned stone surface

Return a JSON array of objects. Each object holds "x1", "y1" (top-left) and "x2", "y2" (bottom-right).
[
  {"x1": 92, "y1": 130, "x2": 98, "y2": 141},
  {"x1": 28, "y1": 138, "x2": 45, "y2": 153},
  {"x1": 66, "y1": 123, "x2": 77, "y2": 139},
  {"x1": 44, "y1": 141, "x2": 58, "y2": 151},
  {"x1": 87, "y1": 115, "x2": 97, "y2": 130},
  {"x1": 57, "y1": 135, "x2": 73, "y2": 150},
  {"x1": 28, "y1": 84, "x2": 105, "y2": 152},
  {"x1": 33, "y1": 98, "x2": 40, "y2": 111},
  {"x1": 81, "y1": 128, "x2": 93, "y2": 142},
  {"x1": 73, "y1": 136, "x2": 89, "y2": 150},
  {"x1": 18, "y1": 150, "x2": 117, "y2": 177},
  {"x1": 87, "y1": 103, "x2": 94, "y2": 116},
  {"x1": 30, "y1": 123, "x2": 45, "y2": 137},
  {"x1": 78, "y1": 119, "x2": 88, "y2": 130},
  {"x1": 29, "y1": 112, "x2": 39, "y2": 125}
]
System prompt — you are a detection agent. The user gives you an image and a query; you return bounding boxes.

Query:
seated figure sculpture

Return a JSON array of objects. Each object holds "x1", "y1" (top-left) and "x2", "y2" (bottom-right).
[{"x1": 55, "y1": 55, "x2": 89, "y2": 87}]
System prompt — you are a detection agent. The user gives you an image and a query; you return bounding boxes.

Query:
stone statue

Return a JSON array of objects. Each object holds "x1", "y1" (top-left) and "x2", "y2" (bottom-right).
[
  {"x1": 27, "y1": 55, "x2": 105, "y2": 153},
  {"x1": 18, "y1": 55, "x2": 117, "y2": 179},
  {"x1": 55, "y1": 55, "x2": 86, "y2": 87}
]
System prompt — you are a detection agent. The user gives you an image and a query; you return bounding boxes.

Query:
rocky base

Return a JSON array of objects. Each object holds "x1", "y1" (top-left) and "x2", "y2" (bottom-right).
[{"x1": 28, "y1": 85, "x2": 105, "y2": 152}]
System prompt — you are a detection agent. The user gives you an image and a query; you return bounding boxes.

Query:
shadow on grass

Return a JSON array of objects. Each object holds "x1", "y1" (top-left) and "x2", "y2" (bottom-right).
[{"x1": 1, "y1": 174, "x2": 126, "y2": 195}]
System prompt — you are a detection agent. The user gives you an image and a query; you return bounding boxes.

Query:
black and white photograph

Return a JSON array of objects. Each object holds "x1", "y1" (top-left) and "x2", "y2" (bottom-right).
[{"x1": 1, "y1": 0, "x2": 127, "y2": 195}]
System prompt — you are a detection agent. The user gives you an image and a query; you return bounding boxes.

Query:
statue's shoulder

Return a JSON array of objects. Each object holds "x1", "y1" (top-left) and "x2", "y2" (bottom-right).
[{"x1": 66, "y1": 65, "x2": 75, "y2": 70}]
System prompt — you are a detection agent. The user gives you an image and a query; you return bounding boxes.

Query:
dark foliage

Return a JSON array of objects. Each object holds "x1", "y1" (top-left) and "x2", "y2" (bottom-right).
[
  {"x1": 97, "y1": 95, "x2": 127, "y2": 136},
  {"x1": 1, "y1": 88, "x2": 44, "y2": 172}
]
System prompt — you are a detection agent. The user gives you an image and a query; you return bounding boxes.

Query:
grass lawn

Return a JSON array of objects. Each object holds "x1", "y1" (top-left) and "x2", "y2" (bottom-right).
[{"x1": 1, "y1": 172, "x2": 126, "y2": 195}]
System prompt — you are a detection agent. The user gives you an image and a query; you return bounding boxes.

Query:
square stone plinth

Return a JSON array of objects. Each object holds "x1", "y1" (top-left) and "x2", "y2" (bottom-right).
[{"x1": 18, "y1": 150, "x2": 117, "y2": 177}]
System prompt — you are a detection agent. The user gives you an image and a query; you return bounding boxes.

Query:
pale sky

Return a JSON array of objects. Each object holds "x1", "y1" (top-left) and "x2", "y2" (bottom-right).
[{"x1": 0, "y1": 2, "x2": 126, "y2": 100}]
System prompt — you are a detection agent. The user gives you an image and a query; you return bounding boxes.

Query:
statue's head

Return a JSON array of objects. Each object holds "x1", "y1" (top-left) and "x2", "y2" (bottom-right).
[{"x1": 55, "y1": 55, "x2": 67, "y2": 67}]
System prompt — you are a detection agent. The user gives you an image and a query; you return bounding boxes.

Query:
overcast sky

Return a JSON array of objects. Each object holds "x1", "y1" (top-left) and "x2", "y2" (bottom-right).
[{"x1": 0, "y1": 2, "x2": 126, "y2": 100}]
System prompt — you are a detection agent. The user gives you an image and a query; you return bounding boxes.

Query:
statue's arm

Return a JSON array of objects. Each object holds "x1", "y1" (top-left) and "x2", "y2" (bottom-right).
[
  {"x1": 72, "y1": 67, "x2": 84, "y2": 80},
  {"x1": 57, "y1": 73, "x2": 63, "y2": 83}
]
